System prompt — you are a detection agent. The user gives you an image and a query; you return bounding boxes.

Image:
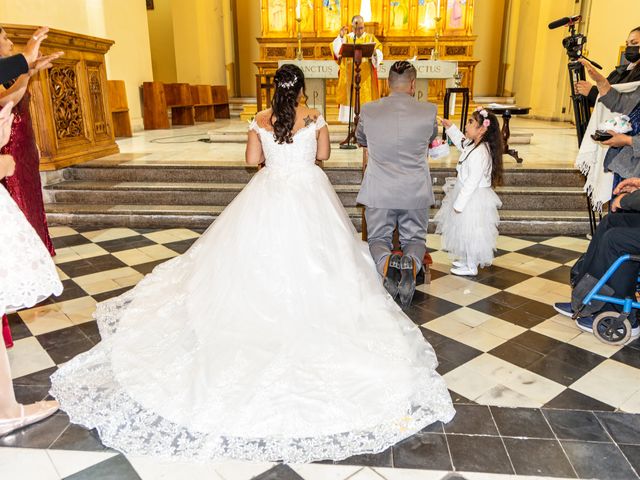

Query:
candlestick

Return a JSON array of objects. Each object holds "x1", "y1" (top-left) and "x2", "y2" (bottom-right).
[
  {"x1": 296, "y1": 17, "x2": 303, "y2": 60},
  {"x1": 430, "y1": 15, "x2": 441, "y2": 60}
]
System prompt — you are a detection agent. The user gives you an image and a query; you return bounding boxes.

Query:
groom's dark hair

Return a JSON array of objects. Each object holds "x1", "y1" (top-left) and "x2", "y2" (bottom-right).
[{"x1": 389, "y1": 61, "x2": 416, "y2": 87}]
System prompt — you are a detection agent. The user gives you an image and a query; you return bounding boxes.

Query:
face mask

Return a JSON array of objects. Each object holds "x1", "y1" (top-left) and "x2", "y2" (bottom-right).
[{"x1": 624, "y1": 45, "x2": 640, "y2": 63}]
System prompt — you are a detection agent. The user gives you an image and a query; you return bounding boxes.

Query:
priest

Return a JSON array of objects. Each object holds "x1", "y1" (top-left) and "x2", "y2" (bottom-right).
[{"x1": 331, "y1": 15, "x2": 383, "y2": 125}]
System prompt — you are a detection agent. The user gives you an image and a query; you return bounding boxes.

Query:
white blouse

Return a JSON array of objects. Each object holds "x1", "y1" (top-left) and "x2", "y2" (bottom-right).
[{"x1": 445, "y1": 124, "x2": 493, "y2": 212}]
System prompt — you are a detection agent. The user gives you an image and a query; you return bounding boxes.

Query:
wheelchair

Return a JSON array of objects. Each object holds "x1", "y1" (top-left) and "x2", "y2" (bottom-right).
[{"x1": 572, "y1": 254, "x2": 640, "y2": 345}]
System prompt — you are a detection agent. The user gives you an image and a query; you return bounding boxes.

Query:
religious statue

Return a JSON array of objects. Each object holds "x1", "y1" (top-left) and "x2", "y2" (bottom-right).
[
  {"x1": 391, "y1": 0, "x2": 409, "y2": 30},
  {"x1": 301, "y1": 0, "x2": 314, "y2": 31},
  {"x1": 447, "y1": 0, "x2": 464, "y2": 29},
  {"x1": 331, "y1": 15, "x2": 383, "y2": 124},
  {"x1": 269, "y1": 0, "x2": 287, "y2": 32},
  {"x1": 323, "y1": 0, "x2": 341, "y2": 32}
]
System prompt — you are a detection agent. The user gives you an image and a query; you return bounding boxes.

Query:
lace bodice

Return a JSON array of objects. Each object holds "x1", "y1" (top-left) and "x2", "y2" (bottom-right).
[{"x1": 249, "y1": 115, "x2": 327, "y2": 170}]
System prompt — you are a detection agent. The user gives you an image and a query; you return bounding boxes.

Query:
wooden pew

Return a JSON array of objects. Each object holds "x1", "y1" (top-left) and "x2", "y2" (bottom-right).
[
  {"x1": 164, "y1": 83, "x2": 195, "y2": 126},
  {"x1": 142, "y1": 81, "x2": 170, "y2": 130},
  {"x1": 190, "y1": 85, "x2": 215, "y2": 122},
  {"x1": 107, "y1": 80, "x2": 132, "y2": 137},
  {"x1": 211, "y1": 85, "x2": 230, "y2": 119}
]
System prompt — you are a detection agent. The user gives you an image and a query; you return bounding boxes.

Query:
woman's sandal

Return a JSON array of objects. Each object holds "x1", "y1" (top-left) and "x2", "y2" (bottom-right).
[{"x1": 0, "y1": 400, "x2": 59, "y2": 437}]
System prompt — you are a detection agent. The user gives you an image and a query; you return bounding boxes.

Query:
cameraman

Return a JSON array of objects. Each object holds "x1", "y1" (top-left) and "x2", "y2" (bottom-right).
[{"x1": 575, "y1": 27, "x2": 640, "y2": 107}]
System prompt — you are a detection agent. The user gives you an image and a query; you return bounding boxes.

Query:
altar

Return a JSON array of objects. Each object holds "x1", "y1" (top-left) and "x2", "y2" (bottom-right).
[
  {"x1": 252, "y1": 0, "x2": 479, "y2": 122},
  {"x1": 277, "y1": 59, "x2": 458, "y2": 116}
]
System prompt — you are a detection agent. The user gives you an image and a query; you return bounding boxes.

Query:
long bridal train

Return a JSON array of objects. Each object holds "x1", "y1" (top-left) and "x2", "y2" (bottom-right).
[{"x1": 50, "y1": 117, "x2": 454, "y2": 462}]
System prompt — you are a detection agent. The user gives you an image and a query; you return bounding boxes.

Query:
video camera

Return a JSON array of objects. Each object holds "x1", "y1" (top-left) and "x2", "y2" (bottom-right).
[
  {"x1": 562, "y1": 32, "x2": 587, "y2": 61},
  {"x1": 548, "y1": 15, "x2": 587, "y2": 61}
]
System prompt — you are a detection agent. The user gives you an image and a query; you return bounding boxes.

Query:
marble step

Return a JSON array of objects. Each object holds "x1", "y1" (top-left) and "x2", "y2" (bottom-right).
[
  {"x1": 474, "y1": 96, "x2": 516, "y2": 105},
  {"x1": 64, "y1": 165, "x2": 363, "y2": 185},
  {"x1": 206, "y1": 128, "x2": 533, "y2": 145},
  {"x1": 45, "y1": 203, "x2": 590, "y2": 235},
  {"x1": 46, "y1": 181, "x2": 589, "y2": 211},
  {"x1": 64, "y1": 164, "x2": 584, "y2": 187}
]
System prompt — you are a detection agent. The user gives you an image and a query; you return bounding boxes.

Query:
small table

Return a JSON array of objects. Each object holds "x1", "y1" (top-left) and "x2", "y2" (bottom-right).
[{"x1": 485, "y1": 106, "x2": 531, "y2": 164}]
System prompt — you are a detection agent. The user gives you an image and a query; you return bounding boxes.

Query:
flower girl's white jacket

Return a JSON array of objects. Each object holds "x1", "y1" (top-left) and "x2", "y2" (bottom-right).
[{"x1": 445, "y1": 124, "x2": 493, "y2": 212}]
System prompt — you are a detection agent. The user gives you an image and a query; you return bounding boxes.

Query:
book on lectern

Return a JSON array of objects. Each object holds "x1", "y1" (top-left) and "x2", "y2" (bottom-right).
[{"x1": 339, "y1": 42, "x2": 376, "y2": 59}]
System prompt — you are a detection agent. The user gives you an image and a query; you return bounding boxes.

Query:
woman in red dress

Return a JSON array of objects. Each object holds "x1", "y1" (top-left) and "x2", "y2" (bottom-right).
[{"x1": 1, "y1": 26, "x2": 57, "y2": 347}]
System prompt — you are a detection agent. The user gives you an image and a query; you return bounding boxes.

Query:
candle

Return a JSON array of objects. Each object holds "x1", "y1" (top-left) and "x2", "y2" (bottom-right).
[
  {"x1": 361, "y1": 0, "x2": 372, "y2": 22},
  {"x1": 437, "y1": 0, "x2": 441, "y2": 12},
  {"x1": 295, "y1": 0, "x2": 301, "y2": 19}
]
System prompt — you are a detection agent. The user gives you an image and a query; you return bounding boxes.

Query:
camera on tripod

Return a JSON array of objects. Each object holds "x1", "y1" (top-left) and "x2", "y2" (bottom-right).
[
  {"x1": 547, "y1": 12, "x2": 602, "y2": 146},
  {"x1": 562, "y1": 32, "x2": 586, "y2": 61},
  {"x1": 549, "y1": 13, "x2": 603, "y2": 234},
  {"x1": 549, "y1": 15, "x2": 586, "y2": 61}
]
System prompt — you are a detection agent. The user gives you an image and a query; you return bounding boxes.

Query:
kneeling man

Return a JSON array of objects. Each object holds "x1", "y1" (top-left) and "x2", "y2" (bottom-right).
[{"x1": 356, "y1": 61, "x2": 438, "y2": 308}]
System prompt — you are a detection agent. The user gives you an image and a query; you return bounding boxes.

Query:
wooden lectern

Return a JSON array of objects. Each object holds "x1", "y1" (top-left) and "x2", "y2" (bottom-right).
[{"x1": 338, "y1": 42, "x2": 376, "y2": 148}]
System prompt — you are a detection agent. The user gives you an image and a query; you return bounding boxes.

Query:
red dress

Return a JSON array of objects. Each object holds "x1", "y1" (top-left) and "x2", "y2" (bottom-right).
[{"x1": 1, "y1": 91, "x2": 56, "y2": 348}]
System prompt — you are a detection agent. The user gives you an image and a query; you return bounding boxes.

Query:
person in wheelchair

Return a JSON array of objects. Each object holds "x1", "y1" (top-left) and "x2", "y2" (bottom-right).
[{"x1": 554, "y1": 177, "x2": 640, "y2": 335}]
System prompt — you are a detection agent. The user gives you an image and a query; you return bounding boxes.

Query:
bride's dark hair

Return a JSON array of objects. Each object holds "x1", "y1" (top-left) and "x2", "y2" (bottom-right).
[{"x1": 270, "y1": 64, "x2": 305, "y2": 144}]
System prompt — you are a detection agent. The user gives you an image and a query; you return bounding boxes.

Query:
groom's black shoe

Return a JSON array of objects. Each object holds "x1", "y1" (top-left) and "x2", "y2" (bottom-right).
[
  {"x1": 398, "y1": 255, "x2": 417, "y2": 309},
  {"x1": 383, "y1": 254, "x2": 402, "y2": 299}
]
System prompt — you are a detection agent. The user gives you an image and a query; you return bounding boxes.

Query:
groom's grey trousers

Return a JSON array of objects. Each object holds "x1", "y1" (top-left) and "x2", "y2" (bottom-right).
[
  {"x1": 355, "y1": 93, "x2": 438, "y2": 277},
  {"x1": 365, "y1": 207, "x2": 428, "y2": 275}
]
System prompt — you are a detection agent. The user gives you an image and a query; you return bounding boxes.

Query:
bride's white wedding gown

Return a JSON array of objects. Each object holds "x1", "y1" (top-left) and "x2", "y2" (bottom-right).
[{"x1": 50, "y1": 116, "x2": 455, "y2": 462}]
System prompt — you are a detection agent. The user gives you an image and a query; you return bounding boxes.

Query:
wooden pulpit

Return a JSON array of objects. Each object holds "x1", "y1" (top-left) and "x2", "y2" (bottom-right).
[{"x1": 3, "y1": 25, "x2": 119, "y2": 171}]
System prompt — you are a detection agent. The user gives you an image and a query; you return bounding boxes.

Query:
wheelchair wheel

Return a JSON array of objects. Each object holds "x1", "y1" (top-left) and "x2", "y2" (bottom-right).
[{"x1": 593, "y1": 312, "x2": 632, "y2": 345}]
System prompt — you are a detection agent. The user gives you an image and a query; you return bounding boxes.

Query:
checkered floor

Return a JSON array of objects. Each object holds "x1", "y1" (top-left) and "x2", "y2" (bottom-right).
[{"x1": 4, "y1": 226, "x2": 640, "y2": 479}]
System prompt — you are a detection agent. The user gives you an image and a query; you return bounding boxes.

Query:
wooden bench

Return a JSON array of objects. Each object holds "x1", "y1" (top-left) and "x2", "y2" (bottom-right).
[
  {"x1": 163, "y1": 83, "x2": 195, "y2": 126},
  {"x1": 211, "y1": 85, "x2": 230, "y2": 119},
  {"x1": 190, "y1": 85, "x2": 215, "y2": 122},
  {"x1": 142, "y1": 81, "x2": 170, "y2": 130},
  {"x1": 107, "y1": 80, "x2": 132, "y2": 137}
]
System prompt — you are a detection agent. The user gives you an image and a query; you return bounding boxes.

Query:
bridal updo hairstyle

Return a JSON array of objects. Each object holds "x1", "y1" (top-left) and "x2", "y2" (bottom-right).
[{"x1": 270, "y1": 64, "x2": 306, "y2": 144}]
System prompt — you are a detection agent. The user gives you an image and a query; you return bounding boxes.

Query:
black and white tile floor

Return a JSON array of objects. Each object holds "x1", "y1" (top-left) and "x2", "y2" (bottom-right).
[{"x1": 3, "y1": 227, "x2": 640, "y2": 479}]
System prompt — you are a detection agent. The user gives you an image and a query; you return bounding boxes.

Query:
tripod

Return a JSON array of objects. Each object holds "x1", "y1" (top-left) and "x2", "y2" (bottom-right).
[{"x1": 567, "y1": 59, "x2": 599, "y2": 235}]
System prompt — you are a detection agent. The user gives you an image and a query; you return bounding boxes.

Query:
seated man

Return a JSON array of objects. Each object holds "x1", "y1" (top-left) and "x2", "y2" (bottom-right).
[{"x1": 555, "y1": 177, "x2": 640, "y2": 334}]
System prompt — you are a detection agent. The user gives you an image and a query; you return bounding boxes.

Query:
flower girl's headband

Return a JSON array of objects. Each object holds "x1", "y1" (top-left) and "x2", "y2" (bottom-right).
[{"x1": 475, "y1": 107, "x2": 491, "y2": 128}]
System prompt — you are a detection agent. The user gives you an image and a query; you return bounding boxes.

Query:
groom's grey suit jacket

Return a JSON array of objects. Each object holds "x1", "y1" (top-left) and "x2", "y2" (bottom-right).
[{"x1": 356, "y1": 92, "x2": 438, "y2": 210}]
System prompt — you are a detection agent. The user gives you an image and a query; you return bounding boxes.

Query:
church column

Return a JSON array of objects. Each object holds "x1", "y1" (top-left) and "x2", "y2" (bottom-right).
[
  {"x1": 98, "y1": 0, "x2": 154, "y2": 131},
  {"x1": 236, "y1": 0, "x2": 261, "y2": 97},
  {"x1": 501, "y1": 0, "x2": 577, "y2": 120},
  {"x1": 171, "y1": 0, "x2": 227, "y2": 86},
  {"x1": 147, "y1": 0, "x2": 178, "y2": 84}
]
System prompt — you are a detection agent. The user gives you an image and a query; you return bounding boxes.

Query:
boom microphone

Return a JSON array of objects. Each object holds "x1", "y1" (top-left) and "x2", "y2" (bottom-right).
[{"x1": 548, "y1": 15, "x2": 581, "y2": 30}]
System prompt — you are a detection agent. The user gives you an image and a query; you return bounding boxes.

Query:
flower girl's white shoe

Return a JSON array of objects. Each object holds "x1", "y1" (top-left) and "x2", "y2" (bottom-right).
[{"x1": 450, "y1": 264, "x2": 478, "y2": 276}]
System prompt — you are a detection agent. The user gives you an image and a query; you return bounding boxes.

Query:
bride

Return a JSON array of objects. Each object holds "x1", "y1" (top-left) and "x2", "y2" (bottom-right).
[{"x1": 50, "y1": 64, "x2": 455, "y2": 463}]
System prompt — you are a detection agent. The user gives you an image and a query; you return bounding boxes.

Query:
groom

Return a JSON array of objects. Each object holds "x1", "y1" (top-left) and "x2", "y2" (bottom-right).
[{"x1": 356, "y1": 60, "x2": 438, "y2": 308}]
